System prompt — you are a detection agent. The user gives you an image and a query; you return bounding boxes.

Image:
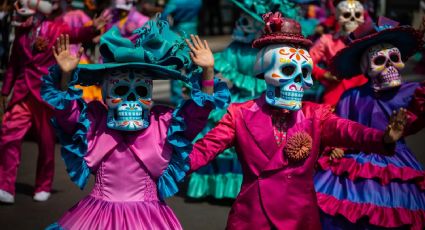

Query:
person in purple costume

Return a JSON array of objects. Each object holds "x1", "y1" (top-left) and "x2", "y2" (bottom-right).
[
  {"x1": 314, "y1": 16, "x2": 425, "y2": 230},
  {"x1": 41, "y1": 18, "x2": 229, "y2": 230}
]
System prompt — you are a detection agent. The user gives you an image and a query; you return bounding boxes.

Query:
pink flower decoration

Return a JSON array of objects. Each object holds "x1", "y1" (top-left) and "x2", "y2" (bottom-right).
[{"x1": 284, "y1": 131, "x2": 313, "y2": 162}]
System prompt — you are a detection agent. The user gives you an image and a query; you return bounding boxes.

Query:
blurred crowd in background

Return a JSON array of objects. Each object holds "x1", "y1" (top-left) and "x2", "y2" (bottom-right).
[{"x1": 0, "y1": 0, "x2": 424, "y2": 77}]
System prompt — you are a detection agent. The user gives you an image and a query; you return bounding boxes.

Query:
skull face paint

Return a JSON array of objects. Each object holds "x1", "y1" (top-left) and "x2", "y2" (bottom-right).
[
  {"x1": 336, "y1": 0, "x2": 364, "y2": 34},
  {"x1": 103, "y1": 69, "x2": 153, "y2": 131},
  {"x1": 12, "y1": 0, "x2": 53, "y2": 26},
  {"x1": 232, "y1": 13, "x2": 263, "y2": 43},
  {"x1": 114, "y1": 0, "x2": 136, "y2": 11},
  {"x1": 361, "y1": 43, "x2": 405, "y2": 91},
  {"x1": 254, "y1": 44, "x2": 313, "y2": 110}
]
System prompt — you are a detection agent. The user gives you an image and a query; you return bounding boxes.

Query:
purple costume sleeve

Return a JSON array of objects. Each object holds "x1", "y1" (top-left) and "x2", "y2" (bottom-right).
[{"x1": 178, "y1": 101, "x2": 213, "y2": 141}]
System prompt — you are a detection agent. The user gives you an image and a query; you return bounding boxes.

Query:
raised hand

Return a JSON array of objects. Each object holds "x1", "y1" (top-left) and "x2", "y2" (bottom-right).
[
  {"x1": 92, "y1": 12, "x2": 112, "y2": 31},
  {"x1": 186, "y1": 35, "x2": 214, "y2": 70},
  {"x1": 53, "y1": 34, "x2": 84, "y2": 90},
  {"x1": 384, "y1": 108, "x2": 408, "y2": 144},
  {"x1": 53, "y1": 34, "x2": 83, "y2": 74}
]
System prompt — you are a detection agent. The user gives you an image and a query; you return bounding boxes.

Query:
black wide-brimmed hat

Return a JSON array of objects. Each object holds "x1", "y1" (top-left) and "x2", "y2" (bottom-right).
[{"x1": 330, "y1": 16, "x2": 423, "y2": 79}]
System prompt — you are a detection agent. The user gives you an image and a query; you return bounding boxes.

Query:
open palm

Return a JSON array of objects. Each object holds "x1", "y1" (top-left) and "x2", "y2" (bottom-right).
[
  {"x1": 53, "y1": 34, "x2": 83, "y2": 74},
  {"x1": 186, "y1": 35, "x2": 214, "y2": 69}
]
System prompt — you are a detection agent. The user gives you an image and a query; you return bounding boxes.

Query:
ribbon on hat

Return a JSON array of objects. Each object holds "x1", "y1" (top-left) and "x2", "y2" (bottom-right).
[{"x1": 98, "y1": 19, "x2": 194, "y2": 72}]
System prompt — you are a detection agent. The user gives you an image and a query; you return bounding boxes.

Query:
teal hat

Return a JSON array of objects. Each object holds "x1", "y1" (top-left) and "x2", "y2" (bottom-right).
[
  {"x1": 76, "y1": 19, "x2": 196, "y2": 86},
  {"x1": 229, "y1": 0, "x2": 302, "y2": 23}
]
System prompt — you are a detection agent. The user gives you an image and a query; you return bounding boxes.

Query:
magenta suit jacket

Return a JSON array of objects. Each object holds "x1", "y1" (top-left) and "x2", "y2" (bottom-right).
[
  {"x1": 190, "y1": 95, "x2": 392, "y2": 230},
  {"x1": 2, "y1": 20, "x2": 95, "y2": 109}
]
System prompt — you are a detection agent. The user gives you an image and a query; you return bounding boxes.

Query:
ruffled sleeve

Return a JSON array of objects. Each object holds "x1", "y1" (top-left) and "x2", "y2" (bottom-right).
[
  {"x1": 41, "y1": 65, "x2": 91, "y2": 189},
  {"x1": 157, "y1": 73, "x2": 230, "y2": 199}
]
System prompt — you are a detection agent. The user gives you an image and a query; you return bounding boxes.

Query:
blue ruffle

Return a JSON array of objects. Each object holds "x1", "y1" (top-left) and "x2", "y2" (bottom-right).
[
  {"x1": 315, "y1": 170, "x2": 425, "y2": 210},
  {"x1": 158, "y1": 73, "x2": 230, "y2": 199},
  {"x1": 342, "y1": 142, "x2": 424, "y2": 171},
  {"x1": 41, "y1": 65, "x2": 91, "y2": 189},
  {"x1": 45, "y1": 222, "x2": 63, "y2": 230}
]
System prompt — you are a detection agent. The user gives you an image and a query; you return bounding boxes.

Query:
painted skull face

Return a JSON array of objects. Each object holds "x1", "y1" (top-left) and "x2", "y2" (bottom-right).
[
  {"x1": 336, "y1": 0, "x2": 364, "y2": 34},
  {"x1": 103, "y1": 69, "x2": 153, "y2": 131},
  {"x1": 14, "y1": 0, "x2": 53, "y2": 16},
  {"x1": 232, "y1": 13, "x2": 263, "y2": 43},
  {"x1": 13, "y1": 0, "x2": 53, "y2": 26},
  {"x1": 361, "y1": 43, "x2": 404, "y2": 91},
  {"x1": 114, "y1": 0, "x2": 135, "y2": 11},
  {"x1": 254, "y1": 44, "x2": 313, "y2": 110}
]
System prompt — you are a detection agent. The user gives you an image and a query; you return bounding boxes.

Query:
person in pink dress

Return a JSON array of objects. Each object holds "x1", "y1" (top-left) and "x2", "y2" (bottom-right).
[
  {"x1": 0, "y1": 0, "x2": 108, "y2": 204},
  {"x1": 41, "y1": 18, "x2": 229, "y2": 229},
  {"x1": 309, "y1": 0, "x2": 368, "y2": 106},
  {"x1": 57, "y1": 0, "x2": 107, "y2": 101},
  {"x1": 187, "y1": 12, "x2": 407, "y2": 230}
]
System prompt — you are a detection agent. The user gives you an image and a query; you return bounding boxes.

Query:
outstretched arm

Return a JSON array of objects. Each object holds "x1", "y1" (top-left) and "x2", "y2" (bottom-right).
[
  {"x1": 189, "y1": 106, "x2": 236, "y2": 172},
  {"x1": 186, "y1": 34, "x2": 214, "y2": 94},
  {"x1": 42, "y1": 34, "x2": 85, "y2": 134},
  {"x1": 321, "y1": 108, "x2": 406, "y2": 155}
]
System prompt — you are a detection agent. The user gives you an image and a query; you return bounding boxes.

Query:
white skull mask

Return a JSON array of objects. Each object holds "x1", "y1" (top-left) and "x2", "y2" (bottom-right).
[
  {"x1": 232, "y1": 13, "x2": 263, "y2": 43},
  {"x1": 103, "y1": 69, "x2": 153, "y2": 131},
  {"x1": 361, "y1": 43, "x2": 404, "y2": 91},
  {"x1": 12, "y1": 0, "x2": 53, "y2": 26},
  {"x1": 336, "y1": 0, "x2": 364, "y2": 34},
  {"x1": 114, "y1": 0, "x2": 135, "y2": 11},
  {"x1": 254, "y1": 44, "x2": 313, "y2": 110}
]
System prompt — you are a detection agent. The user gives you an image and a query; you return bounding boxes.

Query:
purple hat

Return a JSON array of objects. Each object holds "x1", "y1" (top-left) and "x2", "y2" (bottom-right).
[{"x1": 330, "y1": 16, "x2": 423, "y2": 78}]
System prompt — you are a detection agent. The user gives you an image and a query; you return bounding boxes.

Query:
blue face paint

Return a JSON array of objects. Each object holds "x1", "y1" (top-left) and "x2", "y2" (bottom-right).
[{"x1": 104, "y1": 68, "x2": 153, "y2": 131}]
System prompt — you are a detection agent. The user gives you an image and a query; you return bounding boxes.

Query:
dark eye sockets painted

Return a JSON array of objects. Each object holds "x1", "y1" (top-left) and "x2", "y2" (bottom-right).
[
  {"x1": 114, "y1": 85, "x2": 130, "y2": 96},
  {"x1": 282, "y1": 66, "x2": 296, "y2": 76},
  {"x1": 373, "y1": 56, "x2": 387, "y2": 66}
]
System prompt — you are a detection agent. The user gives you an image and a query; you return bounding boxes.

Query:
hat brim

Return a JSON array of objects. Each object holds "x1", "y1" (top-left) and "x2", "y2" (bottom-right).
[
  {"x1": 75, "y1": 63, "x2": 189, "y2": 86},
  {"x1": 229, "y1": 0, "x2": 264, "y2": 22},
  {"x1": 330, "y1": 26, "x2": 423, "y2": 79},
  {"x1": 252, "y1": 34, "x2": 313, "y2": 49}
]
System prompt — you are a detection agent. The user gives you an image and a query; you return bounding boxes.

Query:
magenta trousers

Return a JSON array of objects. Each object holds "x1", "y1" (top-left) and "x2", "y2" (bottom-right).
[{"x1": 0, "y1": 95, "x2": 56, "y2": 195}]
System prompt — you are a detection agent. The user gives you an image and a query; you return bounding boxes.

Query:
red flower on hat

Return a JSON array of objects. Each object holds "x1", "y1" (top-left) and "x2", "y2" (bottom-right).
[{"x1": 263, "y1": 12, "x2": 284, "y2": 34}]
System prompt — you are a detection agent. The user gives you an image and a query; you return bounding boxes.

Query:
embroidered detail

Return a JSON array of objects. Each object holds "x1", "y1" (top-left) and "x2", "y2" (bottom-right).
[
  {"x1": 284, "y1": 131, "x2": 312, "y2": 162},
  {"x1": 271, "y1": 109, "x2": 289, "y2": 146}
]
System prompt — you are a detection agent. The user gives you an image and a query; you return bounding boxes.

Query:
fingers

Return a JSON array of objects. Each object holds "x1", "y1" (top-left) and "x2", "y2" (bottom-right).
[
  {"x1": 52, "y1": 45, "x2": 58, "y2": 58},
  {"x1": 195, "y1": 35, "x2": 204, "y2": 49},
  {"x1": 60, "y1": 34, "x2": 66, "y2": 52},
  {"x1": 65, "y1": 34, "x2": 70, "y2": 51},
  {"x1": 330, "y1": 148, "x2": 344, "y2": 160},
  {"x1": 77, "y1": 44, "x2": 84, "y2": 59},
  {"x1": 204, "y1": 39, "x2": 210, "y2": 51},
  {"x1": 185, "y1": 38, "x2": 196, "y2": 53},
  {"x1": 190, "y1": 34, "x2": 201, "y2": 50},
  {"x1": 56, "y1": 36, "x2": 61, "y2": 53}
]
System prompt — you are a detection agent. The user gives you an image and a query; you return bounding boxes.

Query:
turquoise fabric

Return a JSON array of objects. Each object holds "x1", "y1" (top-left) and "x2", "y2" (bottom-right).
[
  {"x1": 45, "y1": 222, "x2": 63, "y2": 230},
  {"x1": 159, "y1": 74, "x2": 230, "y2": 199},
  {"x1": 42, "y1": 66, "x2": 230, "y2": 198},
  {"x1": 187, "y1": 41, "x2": 260, "y2": 199},
  {"x1": 42, "y1": 65, "x2": 91, "y2": 189},
  {"x1": 75, "y1": 19, "x2": 197, "y2": 86}
]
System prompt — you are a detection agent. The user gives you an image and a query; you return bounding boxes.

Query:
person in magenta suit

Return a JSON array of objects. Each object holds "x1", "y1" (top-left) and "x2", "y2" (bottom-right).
[
  {"x1": 187, "y1": 12, "x2": 407, "y2": 230},
  {"x1": 0, "y1": 0, "x2": 108, "y2": 203}
]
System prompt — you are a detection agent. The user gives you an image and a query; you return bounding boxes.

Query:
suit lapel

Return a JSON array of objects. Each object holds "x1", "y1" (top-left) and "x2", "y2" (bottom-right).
[{"x1": 242, "y1": 96, "x2": 279, "y2": 159}]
